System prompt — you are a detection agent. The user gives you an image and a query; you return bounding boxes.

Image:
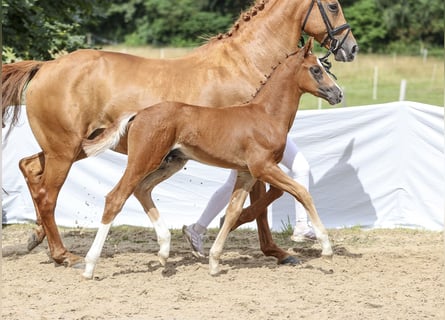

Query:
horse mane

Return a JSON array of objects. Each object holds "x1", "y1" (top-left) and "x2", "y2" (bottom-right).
[{"x1": 206, "y1": 0, "x2": 270, "y2": 42}]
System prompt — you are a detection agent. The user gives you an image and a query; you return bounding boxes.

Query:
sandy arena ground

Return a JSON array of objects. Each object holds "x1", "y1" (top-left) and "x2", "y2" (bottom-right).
[{"x1": 2, "y1": 224, "x2": 444, "y2": 320}]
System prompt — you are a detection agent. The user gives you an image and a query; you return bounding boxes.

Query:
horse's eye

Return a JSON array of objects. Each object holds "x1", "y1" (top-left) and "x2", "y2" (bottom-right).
[{"x1": 327, "y1": 3, "x2": 339, "y2": 12}]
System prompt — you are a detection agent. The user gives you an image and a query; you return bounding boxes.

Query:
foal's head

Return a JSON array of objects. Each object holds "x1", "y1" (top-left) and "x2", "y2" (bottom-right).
[{"x1": 292, "y1": 37, "x2": 343, "y2": 105}]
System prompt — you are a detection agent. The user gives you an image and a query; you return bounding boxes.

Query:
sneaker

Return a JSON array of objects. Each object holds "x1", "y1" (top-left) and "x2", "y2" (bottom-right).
[
  {"x1": 182, "y1": 224, "x2": 206, "y2": 258},
  {"x1": 291, "y1": 227, "x2": 317, "y2": 242}
]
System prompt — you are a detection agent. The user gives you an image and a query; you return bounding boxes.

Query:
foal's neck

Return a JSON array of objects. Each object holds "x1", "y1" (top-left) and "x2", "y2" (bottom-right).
[{"x1": 251, "y1": 56, "x2": 304, "y2": 130}]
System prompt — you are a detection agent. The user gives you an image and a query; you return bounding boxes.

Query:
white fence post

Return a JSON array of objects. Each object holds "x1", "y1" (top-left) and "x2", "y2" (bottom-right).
[
  {"x1": 372, "y1": 66, "x2": 378, "y2": 100},
  {"x1": 399, "y1": 79, "x2": 407, "y2": 101}
]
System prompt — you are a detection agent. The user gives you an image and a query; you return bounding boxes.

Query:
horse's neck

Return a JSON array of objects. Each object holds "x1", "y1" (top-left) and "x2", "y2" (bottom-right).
[{"x1": 193, "y1": 0, "x2": 306, "y2": 82}]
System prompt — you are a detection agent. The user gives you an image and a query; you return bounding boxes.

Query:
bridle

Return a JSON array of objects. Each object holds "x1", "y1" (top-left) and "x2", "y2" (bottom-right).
[
  {"x1": 301, "y1": 0, "x2": 351, "y2": 55},
  {"x1": 301, "y1": 0, "x2": 351, "y2": 79}
]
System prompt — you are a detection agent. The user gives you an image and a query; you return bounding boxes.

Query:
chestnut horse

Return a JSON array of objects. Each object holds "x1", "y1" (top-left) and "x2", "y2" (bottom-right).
[
  {"x1": 81, "y1": 38, "x2": 341, "y2": 278},
  {"x1": 1, "y1": 0, "x2": 357, "y2": 267}
]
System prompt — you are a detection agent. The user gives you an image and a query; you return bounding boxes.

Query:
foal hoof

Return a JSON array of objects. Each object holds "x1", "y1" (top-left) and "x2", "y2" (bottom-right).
[{"x1": 279, "y1": 255, "x2": 301, "y2": 265}]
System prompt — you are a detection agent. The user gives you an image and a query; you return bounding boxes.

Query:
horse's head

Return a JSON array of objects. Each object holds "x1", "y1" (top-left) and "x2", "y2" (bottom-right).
[
  {"x1": 294, "y1": 38, "x2": 343, "y2": 105},
  {"x1": 301, "y1": 0, "x2": 358, "y2": 62}
]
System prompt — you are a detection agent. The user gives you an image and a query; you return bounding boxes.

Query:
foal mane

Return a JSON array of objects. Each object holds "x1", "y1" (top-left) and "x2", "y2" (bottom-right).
[
  {"x1": 245, "y1": 50, "x2": 301, "y2": 103},
  {"x1": 207, "y1": 0, "x2": 270, "y2": 42}
]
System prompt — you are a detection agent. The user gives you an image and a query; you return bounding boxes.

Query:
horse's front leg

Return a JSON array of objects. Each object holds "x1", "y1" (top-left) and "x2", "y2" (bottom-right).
[{"x1": 209, "y1": 172, "x2": 256, "y2": 275}]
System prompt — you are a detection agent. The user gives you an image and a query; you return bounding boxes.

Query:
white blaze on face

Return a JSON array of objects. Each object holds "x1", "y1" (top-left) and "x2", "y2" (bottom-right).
[{"x1": 317, "y1": 58, "x2": 342, "y2": 93}]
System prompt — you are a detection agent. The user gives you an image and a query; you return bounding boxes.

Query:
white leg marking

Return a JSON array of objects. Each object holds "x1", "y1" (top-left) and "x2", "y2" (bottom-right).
[
  {"x1": 152, "y1": 217, "x2": 171, "y2": 266},
  {"x1": 312, "y1": 225, "x2": 333, "y2": 256},
  {"x1": 209, "y1": 247, "x2": 222, "y2": 276},
  {"x1": 83, "y1": 223, "x2": 112, "y2": 279}
]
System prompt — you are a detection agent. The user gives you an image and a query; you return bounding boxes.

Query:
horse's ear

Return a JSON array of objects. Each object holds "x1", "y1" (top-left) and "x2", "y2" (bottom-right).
[{"x1": 304, "y1": 37, "x2": 314, "y2": 57}]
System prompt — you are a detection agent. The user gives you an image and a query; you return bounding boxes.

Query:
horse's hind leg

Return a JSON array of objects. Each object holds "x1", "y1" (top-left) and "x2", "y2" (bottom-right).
[
  {"x1": 231, "y1": 183, "x2": 284, "y2": 230},
  {"x1": 24, "y1": 152, "x2": 85, "y2": 266},
  {"x1": 248, "y1": 182, "x2": 299, "y2": 265},
  {"x1": 20, "y1": 151, "x2": 87, "y2": 254},
  {"x1": 18, "y1": 153, "x2": 47, "y2": 251}
]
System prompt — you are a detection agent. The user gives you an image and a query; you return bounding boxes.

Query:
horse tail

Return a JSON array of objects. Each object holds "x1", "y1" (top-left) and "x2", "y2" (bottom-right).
[
  {"x1": 82, "y1": 113, "x2": 136, "y2": 157},
  {"x1": 2, "y1": 60, "x2": 44, "y2": 131}
]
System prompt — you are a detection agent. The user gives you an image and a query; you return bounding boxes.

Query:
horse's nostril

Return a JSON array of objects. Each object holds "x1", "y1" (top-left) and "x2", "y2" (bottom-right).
[{"x1": 352, "y1": 45, "x2": 359, "y2": 55}]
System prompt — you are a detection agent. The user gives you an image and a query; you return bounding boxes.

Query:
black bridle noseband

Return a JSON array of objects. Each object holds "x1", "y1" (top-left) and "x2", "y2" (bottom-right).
[
  {"x1": 300, "y1": 0, "x2": 351, "y2": 79},
  {"x1": 301, "y1": 0, "x2": 351, "y2": 56}
]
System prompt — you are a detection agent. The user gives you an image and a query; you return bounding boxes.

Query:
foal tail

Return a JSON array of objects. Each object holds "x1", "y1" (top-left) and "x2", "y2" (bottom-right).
[
  {"x1": 82, "y1": 114, "x2": 136, "y2": 157},
  {"x1": 2, "y1": 60, "x2": 44, "y2": 131}
]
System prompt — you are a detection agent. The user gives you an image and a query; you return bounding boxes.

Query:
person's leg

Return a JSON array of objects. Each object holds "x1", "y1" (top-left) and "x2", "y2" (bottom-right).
[
  {"x1": 280, "y1": 137, "x2": 316, "y2": 241},
  {"x1": 183, "y1": 170, "x2": 237, "y2": 257}
]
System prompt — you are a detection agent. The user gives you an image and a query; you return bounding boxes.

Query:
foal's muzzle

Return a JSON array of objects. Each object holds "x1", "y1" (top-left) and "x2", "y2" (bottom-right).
[{"x1": 319, "y1": 86, "x2": 343, "y2": 105}]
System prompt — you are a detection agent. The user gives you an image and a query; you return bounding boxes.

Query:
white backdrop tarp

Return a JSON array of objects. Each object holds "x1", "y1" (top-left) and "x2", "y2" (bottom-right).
[{"x1": 2, "y1": 102, "x2": 444, "y2": 231}]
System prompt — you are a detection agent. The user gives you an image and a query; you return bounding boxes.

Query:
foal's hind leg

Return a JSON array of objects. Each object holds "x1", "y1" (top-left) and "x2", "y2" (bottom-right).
[
  {"x1": 84, "y1": 145, "x2": 173, "y2": 278},
  {"x1": 83, "y1": 166, "x2": 154, "y2": 279},
  {"x1": 133, "y1": 156, "x2": 188, "y2": 266}
]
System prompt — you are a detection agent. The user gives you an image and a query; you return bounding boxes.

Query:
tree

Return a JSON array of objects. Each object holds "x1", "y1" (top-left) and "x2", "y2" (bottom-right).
[
  {"x1": 89, "y1": 0, "x2": 253, "y2": 47},
  {"x1": 343, "y1": 0, "x2": 388, "y2": 53},
  {"x1": 375, "y1": 0, "x2": 444, "y2": 49},
  {"x1": 2, "y1": 0, "x2": 108, "y2": 61}
]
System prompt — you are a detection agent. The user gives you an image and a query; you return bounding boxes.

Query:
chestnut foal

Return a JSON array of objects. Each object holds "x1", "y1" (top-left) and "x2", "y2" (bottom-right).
[{"x1": 82, "y1": 38, "x2": 342, "y2": 278}]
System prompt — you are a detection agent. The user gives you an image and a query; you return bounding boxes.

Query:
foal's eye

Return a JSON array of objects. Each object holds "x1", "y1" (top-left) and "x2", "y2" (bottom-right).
[
  {"x1": 327, "y1": 3, "x2": 339, "y2": 12},
  {"x1": 311, "y1": 66, "x2": 322, "y2": 75}
]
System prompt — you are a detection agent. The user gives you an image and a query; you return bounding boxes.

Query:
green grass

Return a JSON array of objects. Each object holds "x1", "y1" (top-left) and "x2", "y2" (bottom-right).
[
  {"x1": 300, "y1": 54, "x2": 444, "y2": 108},
  {"x1": 103, "y1": 45, "x2": 444, "y2": 108}
]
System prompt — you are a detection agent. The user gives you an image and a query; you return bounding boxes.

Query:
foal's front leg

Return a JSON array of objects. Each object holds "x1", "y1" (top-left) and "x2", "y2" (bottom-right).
[
  {"x1": 256, "y1": 164, "x2": 333, "y2": 257},
  {"x1": 209, "y1": 171, "x2": 256, "y2": 275}
]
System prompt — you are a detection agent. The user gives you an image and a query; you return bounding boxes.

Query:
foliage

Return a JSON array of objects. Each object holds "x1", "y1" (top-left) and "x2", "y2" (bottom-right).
[
  {"x1": 343, "y1": 0, "x2": 387, "y2": 53},
  {"x1": 90, "y1": 0, "x2": 241, "y2": 47},
  {"x1": 2, "y1": 0, "x2": 444, "y2": 60},
  {"x1": 2, "y1": 0, "x2": 108, "y2": 61},
  {"x1": 374, "y1": 0, "x2": 444, "y2": 53}
]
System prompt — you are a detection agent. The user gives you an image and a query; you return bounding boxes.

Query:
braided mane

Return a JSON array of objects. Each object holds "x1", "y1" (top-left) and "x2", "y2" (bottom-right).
[
  {"x1": 245, "y1": 50, "x2": 301, "y2": 103},
  {"x1": 210, "y1": 0, "x2": 270, "y2": 41}
]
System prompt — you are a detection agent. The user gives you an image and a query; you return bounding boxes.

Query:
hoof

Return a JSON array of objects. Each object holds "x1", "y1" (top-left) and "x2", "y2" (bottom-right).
[
  {"x1": 27, "y1": 233, "x2": 41, "y2": 252},
  {"x1": 279, "y1": 255, "x2": 301, "y2": 265},
  {"x1": 158, "y1": 255, "x2": 167, "y2": 267},
  {"x1": 322, "y1": 253, "x2": 334, "y2": 261},
  {"x1": 61, "y1": 253, "x2": 84, "y2": 268}
]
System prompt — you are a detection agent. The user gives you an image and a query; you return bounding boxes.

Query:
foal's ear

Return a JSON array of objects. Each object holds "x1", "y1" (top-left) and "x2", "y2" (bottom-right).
[{"x1": 303, "y1": 37, "x2": 314, "y2": 57}]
